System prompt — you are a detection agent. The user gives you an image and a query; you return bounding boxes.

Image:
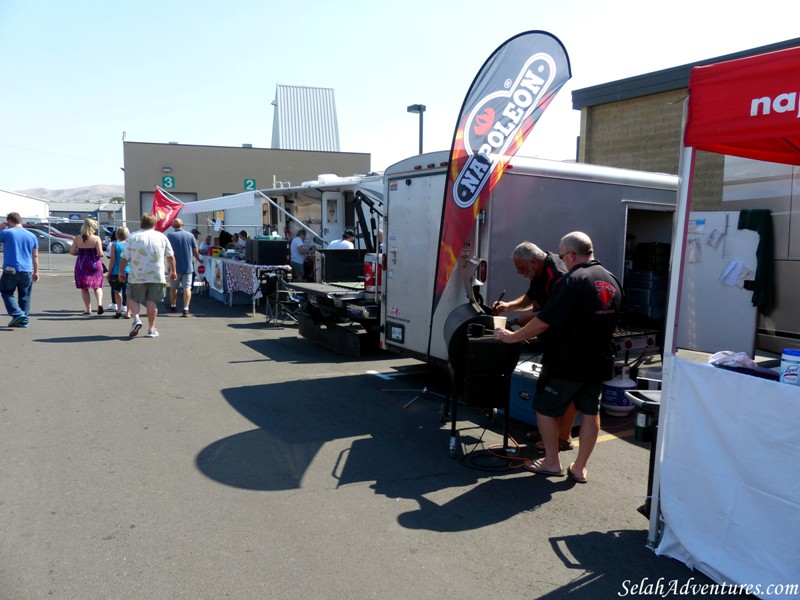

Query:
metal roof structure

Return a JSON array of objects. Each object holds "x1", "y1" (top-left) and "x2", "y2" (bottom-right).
[
  {"x1": 572, "y1": 37, "x2": 800, "y2": 109},
  {"x1": 0, "y1": 189, "x2": 49, "y2": 220},
  {"x1": 48, "y1": 202, "x2": 122, "y2": 213},
  {"x1": 271, "y1": 84, "x2": 340, "y2": 152}
]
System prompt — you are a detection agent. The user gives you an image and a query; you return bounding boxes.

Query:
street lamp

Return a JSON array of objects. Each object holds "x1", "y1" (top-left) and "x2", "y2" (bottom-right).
[{"x1": 407, "y1": 104, "x2": 426, "y2": 154}]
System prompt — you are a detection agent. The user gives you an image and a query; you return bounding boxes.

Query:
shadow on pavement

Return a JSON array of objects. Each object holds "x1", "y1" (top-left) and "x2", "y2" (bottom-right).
[
  {"x1": 241, "y1": 336, "x2": 406, "y2": 366},
  {"x1": 196, "y1": 374, "x2": 727, "y2": 596},
  {"x1": 539, "y1": 529, "x2": 730, "y2": 599},
  {"x1": 32, "y1": 334, "x2": 131, "y2": 343},
  {"x1": 195, "y1": 374, "x2": 533, "y2": 529}
]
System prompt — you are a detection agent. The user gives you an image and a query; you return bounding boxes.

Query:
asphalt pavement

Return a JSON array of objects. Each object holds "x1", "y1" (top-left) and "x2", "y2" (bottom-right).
[{"x1": 0, "y1": 254, "x2": 731, "y2": 599}]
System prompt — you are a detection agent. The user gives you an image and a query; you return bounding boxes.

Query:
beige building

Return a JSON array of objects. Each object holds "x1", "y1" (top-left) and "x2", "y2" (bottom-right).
[
  {"x1": 122, "y1": 141, "x2": 370, "y2": 231},
  {"x1": 572, "y1": 37, "x2": 800, "y2": 208}
]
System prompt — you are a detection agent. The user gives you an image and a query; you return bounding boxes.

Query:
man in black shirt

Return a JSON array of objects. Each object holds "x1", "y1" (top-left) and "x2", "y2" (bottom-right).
[
  {"x1": 493, "y1": 242, "x2": 575, "y2": 451},
  {"x1": 494, "y1": 232, "x2": 621, "y2": 483},
  {"x1": 493, "y1": 241, "x2": 566, "y2": 327}
]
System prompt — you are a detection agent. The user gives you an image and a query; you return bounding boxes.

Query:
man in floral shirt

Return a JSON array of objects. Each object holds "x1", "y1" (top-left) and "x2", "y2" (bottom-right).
[{"x1": 119, "y1": 213, "x2": 176, "y2": 338}]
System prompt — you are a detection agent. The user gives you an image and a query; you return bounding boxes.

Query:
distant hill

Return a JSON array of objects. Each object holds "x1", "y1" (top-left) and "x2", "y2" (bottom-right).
[{"x1": 16, "y1": 185, "x2": 124, "y2": 203}]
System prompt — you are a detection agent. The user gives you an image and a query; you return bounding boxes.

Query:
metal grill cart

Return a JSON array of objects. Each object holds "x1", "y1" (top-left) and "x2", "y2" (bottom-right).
[{"x1": 442, "y1": 304, "x2": 520, "y2": 458}]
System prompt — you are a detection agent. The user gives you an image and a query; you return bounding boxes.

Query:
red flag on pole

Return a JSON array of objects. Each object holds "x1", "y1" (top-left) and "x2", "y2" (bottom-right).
[
  {"x1": 152, "y1": 187, "x2": 183, "y2": 232},
  {"x1": 432, "y1": 31, "x2": 571, "y2": 312}
]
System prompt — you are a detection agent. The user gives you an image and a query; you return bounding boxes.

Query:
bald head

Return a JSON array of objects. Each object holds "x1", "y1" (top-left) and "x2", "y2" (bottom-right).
[{"x1": 560, "y1": 231, "x2": 593, "y2": 257}]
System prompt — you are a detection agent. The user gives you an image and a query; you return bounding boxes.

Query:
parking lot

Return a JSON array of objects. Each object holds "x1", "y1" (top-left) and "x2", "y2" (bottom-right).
[{"x1": 0, "y1": 254, "x2": 730, "y2": 599}]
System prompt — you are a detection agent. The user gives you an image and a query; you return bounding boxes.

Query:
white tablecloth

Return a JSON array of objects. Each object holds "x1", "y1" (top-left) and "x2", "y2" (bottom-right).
[
  {"x1": 198, "y1": 257, "x2": 291, "y2": 311},
  {"x1": 656, "y1": 358, "x2": 800, "y2": 598}
]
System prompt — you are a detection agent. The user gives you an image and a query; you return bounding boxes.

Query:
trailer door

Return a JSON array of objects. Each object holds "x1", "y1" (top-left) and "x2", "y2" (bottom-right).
[
  {"x1": 322, "y1": 191, "x2": 344, "y2": 242},
  {"x1": 382, "y1": 171, "x2": 445, "y2": 358}
]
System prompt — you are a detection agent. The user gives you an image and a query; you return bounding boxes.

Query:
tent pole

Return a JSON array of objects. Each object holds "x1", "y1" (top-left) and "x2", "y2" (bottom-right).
[{"x1": 648, "y1": 97, "x2": 695, "y2": 548}]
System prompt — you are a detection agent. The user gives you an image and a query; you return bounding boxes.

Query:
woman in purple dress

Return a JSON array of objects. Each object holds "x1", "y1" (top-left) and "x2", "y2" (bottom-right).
[{"x1": 70, "y1": 218, "x2": 105, "y2": 315}]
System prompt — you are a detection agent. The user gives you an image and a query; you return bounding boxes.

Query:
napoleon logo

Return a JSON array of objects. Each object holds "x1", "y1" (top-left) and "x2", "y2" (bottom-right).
[
  {"x1": 454, "y1": 52, "x2": 558, "y2": 209},
  {"x1": 473, "y1": 108, "x2": 495, "y2": 136},
  {"x1": 750, "y1": 92, "x2": 800, "y2": 118}
]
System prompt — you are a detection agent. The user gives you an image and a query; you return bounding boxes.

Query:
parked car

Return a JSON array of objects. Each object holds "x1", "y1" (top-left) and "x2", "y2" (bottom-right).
[
  {"x1": 26, "y1": 229, "x2": 73, "y2": 254},
  {"x1": 23, "y1": 223, "x2": 74, "y2": 241}
]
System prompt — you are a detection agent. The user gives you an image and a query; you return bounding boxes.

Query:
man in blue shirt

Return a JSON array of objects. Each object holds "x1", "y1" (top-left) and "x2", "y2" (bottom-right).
[
  {"x1": 166, "y1": 218, "x2": 200, "y2": 317},
  {"x1": 0, "y1": 212, "x2": 39, "y2": 328}
]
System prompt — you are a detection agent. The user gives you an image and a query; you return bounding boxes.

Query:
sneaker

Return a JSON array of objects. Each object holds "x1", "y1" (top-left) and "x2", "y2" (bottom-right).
[
  {"x1": 182, "y1": 310, "x2": 189, "y2": 318},
  {"x1": 129, "y1": 320, "x2": 143, "y2": 337},
  {"x1": 145, "y1": 329, "x2": 159, "y2": 338},
  {"x1": 97, "y1": 306, "x2": 104, "y2": 315},
  {"x1": 107, "y1": 303, "x2": 118, "y2": 311},
  {"x1": 121, "y1": 306, "x2": 127, "y2": 313},
  {"x1": 168, "y1": 305, "x2": 177, "y2": 313},
  {"x1": 8, "y1": 315, "x2": 25, "y2": 327},
  {"x1": 113, "y1": 312, "x2": 122, "y2": 319}
]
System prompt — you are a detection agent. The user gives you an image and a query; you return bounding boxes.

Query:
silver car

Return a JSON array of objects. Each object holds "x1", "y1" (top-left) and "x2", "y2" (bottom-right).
[{"x1": 25, "y1": 229, "x2": 73, "y2": 254}]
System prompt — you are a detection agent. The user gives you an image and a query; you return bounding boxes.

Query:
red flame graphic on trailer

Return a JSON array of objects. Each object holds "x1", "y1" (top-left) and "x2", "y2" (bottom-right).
[{"x1": 432, "y1": 31, "x2": 572, "y2": 313}]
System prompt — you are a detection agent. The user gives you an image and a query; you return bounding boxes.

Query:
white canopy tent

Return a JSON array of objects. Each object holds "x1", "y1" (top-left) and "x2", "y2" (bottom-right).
[
  {"x1": 651, "y1": 45, "x2": 800, "y2": 597},
  {"x1": 178, "y1": 191, "x2": 256, "y2": 215}
]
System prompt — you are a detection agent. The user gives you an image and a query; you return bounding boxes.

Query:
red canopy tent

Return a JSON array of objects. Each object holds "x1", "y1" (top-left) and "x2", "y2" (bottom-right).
[
  {"x1": 652, "y1": 45, "x2": 800, "y2": 596},
  {"x1": 684, "y1": 47, "x2": 800, "y2": 165}
]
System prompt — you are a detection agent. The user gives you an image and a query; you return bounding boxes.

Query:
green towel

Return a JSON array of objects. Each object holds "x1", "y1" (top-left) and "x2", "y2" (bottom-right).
[{"x1": 737, "y1": 209, "x2": 774, "y2": 316}]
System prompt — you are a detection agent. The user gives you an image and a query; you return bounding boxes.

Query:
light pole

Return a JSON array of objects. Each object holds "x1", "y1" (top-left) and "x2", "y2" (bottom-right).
[{"x1": 407, "y1": 104, "x2": 426, "y2": 154}]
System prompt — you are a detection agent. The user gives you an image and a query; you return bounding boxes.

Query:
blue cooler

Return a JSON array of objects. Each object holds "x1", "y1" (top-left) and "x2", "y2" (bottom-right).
[
  {"x1": 504, "y1": 360, "x2": 583, "y2": 429},
  {"x1": 507, "y1": 361, "x2": 541, "y2": 426}
]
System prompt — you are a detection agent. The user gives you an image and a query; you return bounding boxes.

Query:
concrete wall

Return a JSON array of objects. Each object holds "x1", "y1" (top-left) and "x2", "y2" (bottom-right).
[
  {"x1": 577, "y1": 89, "x2": 724, "y2": 210},
  {"x1": 123, "y1": 142, "x2": 371, "y2": 222}
]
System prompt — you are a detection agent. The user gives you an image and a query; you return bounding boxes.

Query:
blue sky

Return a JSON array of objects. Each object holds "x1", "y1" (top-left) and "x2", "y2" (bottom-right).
[{"x1": 1, "y1": 0, "x2": 798, "y2": 192}]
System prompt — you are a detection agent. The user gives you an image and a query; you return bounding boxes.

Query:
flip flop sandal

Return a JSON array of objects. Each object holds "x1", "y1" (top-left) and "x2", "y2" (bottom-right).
[
  {"x1": 568, "y1": 464, "x2": 588, "y2": 483},
  {"x1": 525, "y1": 431, "x2": 542, "y2": 443},
  {"x1": 521, "y1": 459, "x2": 565, "y2": 477}
]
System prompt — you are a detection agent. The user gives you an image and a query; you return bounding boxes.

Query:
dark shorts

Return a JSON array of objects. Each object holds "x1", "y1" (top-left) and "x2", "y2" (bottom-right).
[
  {"x1": 534, "y1": 377, "x2": 602, "y2": 417},
  {"x1": 291, "y1": 261, "x2": 304, "y2": 279},
  {"x1": 108, "y1": 274, "x2": 127, "y2": 293}
]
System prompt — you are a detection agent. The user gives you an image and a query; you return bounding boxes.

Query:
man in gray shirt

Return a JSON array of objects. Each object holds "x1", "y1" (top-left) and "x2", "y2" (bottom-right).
[{"x1": 166, "y1": 218, "x2": 200, "y2": 317}]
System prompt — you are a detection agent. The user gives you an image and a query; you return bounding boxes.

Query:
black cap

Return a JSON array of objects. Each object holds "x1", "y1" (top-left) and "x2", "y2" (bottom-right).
[
  {"x1": 191, "y1": 228, "x2": 200, "y2": 235},
  {"x1": 343, "y1": 228, "x2": 355, "y2": 239}
]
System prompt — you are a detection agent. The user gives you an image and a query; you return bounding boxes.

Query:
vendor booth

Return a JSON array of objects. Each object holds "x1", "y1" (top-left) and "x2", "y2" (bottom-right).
[
  {"x1": 199, "y1": 255, "x2": 290, "y2": 312},
  {"x1": 653, "y1": 45, "x2": 800, "y2": 596},
  {"x1": 182, "y1": 192, "x2": 291, "y2": 312}
]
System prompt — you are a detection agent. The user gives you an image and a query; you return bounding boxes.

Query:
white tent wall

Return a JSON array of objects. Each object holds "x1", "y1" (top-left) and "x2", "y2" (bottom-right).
[
  {"x1": 650, "y1": 53, "x2": 800, "y2": 596},
  {"x1": 0, "y1": 190, "x2": 48, "y2": 221}
]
